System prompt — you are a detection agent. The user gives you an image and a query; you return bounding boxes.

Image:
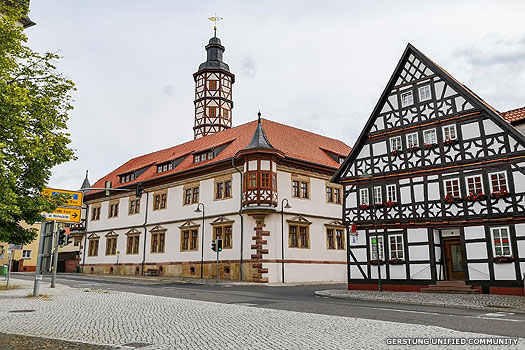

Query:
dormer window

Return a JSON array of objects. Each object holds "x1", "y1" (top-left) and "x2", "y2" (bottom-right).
[
  {"x1": 157, "y1": 161, "x2": 174, "y2": 173},
  {"x1": 401, "y1": 91, "x2": 413, "y2": 107},
  {"x1": 194, "y1": 150, "x2": 215, "y2": 164},
  {"x1": 120, "y1": 172, "x2": 135, "y2": 183}
]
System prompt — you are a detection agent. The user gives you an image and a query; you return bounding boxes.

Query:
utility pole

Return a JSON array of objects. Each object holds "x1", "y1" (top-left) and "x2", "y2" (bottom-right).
[
  {"x1": 34, "y1": 221, "x2": 53, "y2": 296},
  {"x1": 50, "y1": 223, "x2": 60, "y2": 288},
  {"x1": 216, "y1": 245, "x2": 219, "y2": 283}
]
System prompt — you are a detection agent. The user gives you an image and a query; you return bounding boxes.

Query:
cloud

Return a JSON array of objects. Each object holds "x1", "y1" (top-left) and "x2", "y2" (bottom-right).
[
  {"x1": 163, "y1": 85, "x2": 175, "y2": 96},
  {"x1": 455, "y1": 36, "x2": 525, "y2": 66},
  {"x1": 242, "y1": 56, "x2": 256, "y2": 79}
]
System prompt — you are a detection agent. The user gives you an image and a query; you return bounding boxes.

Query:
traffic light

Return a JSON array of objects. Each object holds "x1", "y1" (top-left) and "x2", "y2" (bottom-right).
[
  {"x1": 57, "y1": 229, "x2": 67, "y2": 246},
  {"x1": 211, "y1": 240, "x2": 217, "y2": 252},
  {"x1": 65, "y1": 235, "x2": 72, "y2": 246},
  {"x1": 217, "y1": 239, "x2": 222, "y2": 252},
  {"x1": 136, "y1": 182, "x2": 143, "y2": 198}
]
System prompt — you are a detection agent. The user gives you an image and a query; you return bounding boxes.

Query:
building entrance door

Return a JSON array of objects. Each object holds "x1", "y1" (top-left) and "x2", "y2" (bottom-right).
[{"x1": 443, "y1": 239, "x2": 465, "y2": 280}]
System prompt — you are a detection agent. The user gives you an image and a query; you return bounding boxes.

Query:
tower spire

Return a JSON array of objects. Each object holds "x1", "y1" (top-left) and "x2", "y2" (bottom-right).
[{"x1": 208, "y1": 15, "x2": 222, "y2": 38}]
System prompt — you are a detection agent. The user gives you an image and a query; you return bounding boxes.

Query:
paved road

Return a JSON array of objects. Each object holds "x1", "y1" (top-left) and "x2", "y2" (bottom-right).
[{"x1": 11, "y1": 273, "x2": 525, "y2": 338}]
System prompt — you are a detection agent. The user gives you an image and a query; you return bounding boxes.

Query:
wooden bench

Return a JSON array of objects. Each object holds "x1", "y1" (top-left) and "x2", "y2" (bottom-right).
[{"x1": 145, "y1": 268, "x2": 158, "y2": 276}]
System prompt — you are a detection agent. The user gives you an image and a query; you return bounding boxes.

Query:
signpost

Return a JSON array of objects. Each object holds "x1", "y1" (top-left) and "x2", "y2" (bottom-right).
[
  {"x1": 42, "y1": 188, "x2": 83, "y2": 207},
  {"x1": 41, "y1": 207, "x2": 81, "y2": 223}
]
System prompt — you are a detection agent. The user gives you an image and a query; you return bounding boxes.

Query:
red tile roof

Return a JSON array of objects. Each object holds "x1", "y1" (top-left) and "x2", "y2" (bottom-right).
[
  {"x1": 89, "y1": 119, "x2": 351, "y2": 194},
  {"x1": 501, "y1": 107, "x2": 525, "y2": 124}
]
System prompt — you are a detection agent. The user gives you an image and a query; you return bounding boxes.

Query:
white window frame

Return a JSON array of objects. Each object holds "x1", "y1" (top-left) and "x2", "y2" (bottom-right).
[
  {"x1": 390, "y1": 136, "x2": 402, "y2": 151},
  {"x1": 389, "y1": 234, "x2": 404, "y2": 259},
  {"x1": 489, "y1": 171, "x2": 508, "y2": 193},
  {"x1": 360, "y1": 188, "x2": 369, "y2": 205},
  {"x1": 370, "y1": 235, "x2": 384, "y2": 260},
  {"x1": 444, "y1": 178, "x2": 461, "y2": 197},
  {"x1": 406, "y1": 133, "x2": 419, "y2": 148},
  {"x1": 442, "y1": 125, "x2": 457, "y2": 141},
  {"x1": 465, "y1": 175, "x2": 483, "y2": 195},
  {"x1": 423, "y1": 129, "x2": 437, "y2": 145},
  {"x1": 373, "y1": 186, "x2": 382, "y2": 204},
  {"x1": 418, "y1": 85, "x2": 431, "y2": 102},
  {"x1": 401, "y1": 90, "x2": 413, "y2": 107},
  {"x1": 22, "y1": 250, "x2": 31, "y2": 259},
  {"x1": 386, "y1": 184, "x2": 397, "y2": 202},
  {"x1": 490, "y1": 227, "x2": 512, "y2": 257}
]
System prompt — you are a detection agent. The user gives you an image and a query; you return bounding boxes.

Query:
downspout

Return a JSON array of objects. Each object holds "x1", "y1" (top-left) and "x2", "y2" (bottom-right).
[
  {"x1": 232, "y1": 158, "x2": 244, "y2": 281},
  {"x1": 141, "y1": 191, "x2": 149, "y2": 275},
  {"x1": 81, "y1": 203, "x2": 89, "y2": 273}
]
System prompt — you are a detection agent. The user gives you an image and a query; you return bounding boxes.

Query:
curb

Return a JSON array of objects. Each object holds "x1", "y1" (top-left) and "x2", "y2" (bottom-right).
[{"x1": 314, "y1": 291, "x2": 525, "y2": 315}]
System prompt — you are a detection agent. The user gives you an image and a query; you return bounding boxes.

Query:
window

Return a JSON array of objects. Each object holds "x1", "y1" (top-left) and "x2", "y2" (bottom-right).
[
  {"x1": 216, "y1": 182, "x2": 223, "y2": 199},
  {"x1": 151, "y1": 231, "x2": 165, "y2": 253},
  {"x1": 292, "y1": 180, "x2": 300, "y2": 198},
  {"x1": 373, "y1": 186, "x2": 382, "y2": 204},
  {"x1": 401, "y1": 91, "x2": 413, "y2": 107},
  {"x1": 370, "y1": 235, "x2": 384, "y2": 260},
  {"x1": 120, "y1": 172, "x2": 136, "y2": 183},
  {"x1": 327, "y1": 185, "x2": 343, "y2": 203},
  {"x1": 225, "y1": 180, "x2": 232, "y2": 198},
  {"x1": 108, "y1": 202, "x2": 119, "y2": 218},
  {"x1": 213, "y1": 225, "x2": 233, "y2": 249},
  {"x1": 423, "y1": 129, "x2": 437, "y2": 145},
  {"x1": 128, "y1": 198, "x2": 140, "y2": 215},
  {"x1": 88, "y1": 238, "x2": 99, "y2": 257},
  {"x1": 386, "y1": 184, "x2": 397, "y2": 202},
  {"x1": 184, "y1": 186, "x2": 199, "y2": 205},
  {"x1": 418, "y1": 85, "x2": 431, "y2": 102},
  {"x1": 301, "y1": 182, "x2": 309, "y2": 199},
  {"x1": 444, "y1": 179, "x2": 460, "y2": 197},
  {"x1": 442, "y1": 125, "x2": 457, "y2": 141},
  {"x1": 248, "y1": 172, "x2": 257, "y2": 189},
  {"x1": 491, "y1": 227, "x2": 512, "y2": 257},
  {"x1": 334, "y1": 188, "x2": 341, "y2": 204},
  {"x1": 327, "y1": 228, "x2": 344, "y2": 250},
  {"x1": 126, "y1": 235, "x2": 140, "y2": 255},
  {"x1": 389, "y1": 235, "x2": 404, "y2": 259},
  {"x1": 466, "y1": 175, "x2": 483, "y2": 195},
  {"x1": 390, "y1": 136, "x2": 402, "y2": 151},
  {"x1": 157, "y1": 161, "x2": 174, "y2": 173},
  {"x1": 289, "y1": 224, "x2": 309, "y2": 248},
  {"x1": 261, "y1": 172, "x2": 270, "y2": 188},
  {"x1": 272, "y1": 173, "x2": 277, "y2": 189},
  {"x1": 22, "y1": 250, "x2": 31, "y2": 259},
  {"x1": 208, "y1": 80, "x2": 217, "y2": 90},
  {"x1": 215, "y1": 177, "x2": 233, "y2": 200},
  {"x1": 91, "y1": 206, "x2": 101, "y2": 221},
  {"x1": 208, "y1": 107, "x2": 217, "y2": 117},
  {"x1": 360, "y1": 188, "x2": 369, "y2": 205},
  {"x1": 406, "y1": 133, "x2": 419, "y2": 148},
  {"x1": 153, "y1": 192, "x2": 167, "y2": 210},
  {"x1": 223, "y1": 109, "x2": 229, "y2": 120},
  {"x1": 193, "y1": 150, "x2": 215, "y2": 164},
  {"x1": 181, "y1": 229, "x2": 199, "y2": 251},
  {"x1": 105, "y1": 236, "x2": 117, "y2": 256},
  {"x1": 489, "y1": 172, "x2": 508, "y2": 193}
]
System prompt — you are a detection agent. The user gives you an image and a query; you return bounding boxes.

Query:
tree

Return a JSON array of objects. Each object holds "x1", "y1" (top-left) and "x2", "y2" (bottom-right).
[{"x1": 0, "y1": 2, "x2": 76, "y2": 245}]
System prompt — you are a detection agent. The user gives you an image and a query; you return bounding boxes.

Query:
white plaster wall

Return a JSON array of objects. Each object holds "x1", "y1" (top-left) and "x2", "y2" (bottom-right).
[
  {"x1": 372, "y1": 141, "x2": 387, "y2": 156},
  {"x1": 428, "y1": 182, "x2": 440, "y2": 200},
  {"x1": 516, "y1": 223, "x2": 525, "y2": 237},
  {"x1": 407, "y1": 229, "x2": 427, "y2": 243},
  {"x1": 493, "y1": 263, "x2": 516, "y2": 280},
  {"x1": 370, "y1": 264, "x2": 386, "y2": 279},
  {"x1": 514, "y1": 170, "x2": 525, "y2": 193},
  {"x1": 517, "y1": 240, "x2": 525, "y2": 259},
  {"x1": 461, "y1": 122, "x2": 480, "y2": 140},
  {"x1": 413, "y1": 185, "x2": 424, "y2": 202},
  {"x1": 352, "y1": 248, "x2": 367, "y2": 262},
  {"x1": 409, "y1": 264, "x2": 431, "y2": 279},
  {"x1": 408, "y1": 245, "x2": 429, "y2": 261},
  {"x1": 350, "y1": 265, "x2": 365, "y2": 279},
  {"x1": 389, "y1": 265, "x2": 406, "y2": 279},
  {"x1": 482, "y1": 119, "x2": 501, "y2": 135},
  {"x1": 468, "y1": 263, "x2": 490, "y2": 280},
  {"x1": 465, "y1": 242, "x2": 487, "y2": 260},
  {"x1": 271, "y1": 262, "x2": 346, "y2": 283},
  {"x1": 464, "y1": 226, "x2": 485, "y2": 241}
]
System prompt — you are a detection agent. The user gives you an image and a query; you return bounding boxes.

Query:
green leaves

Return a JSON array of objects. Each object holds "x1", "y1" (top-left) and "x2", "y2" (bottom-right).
[{"x1": 0, "y1": 3, "x2": 76, "y2": 245}]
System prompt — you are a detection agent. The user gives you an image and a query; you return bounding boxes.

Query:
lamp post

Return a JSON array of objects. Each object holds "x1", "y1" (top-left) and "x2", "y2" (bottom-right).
[
  {"x1": 281, "y1": 198, "x2": 292, "y2": 283},
  {"x1": 362, "y1": 171, "x2": 382, "y2": 292},
  {"x1": 195, "y1": 203, "x2": 205, "y2": 279}
]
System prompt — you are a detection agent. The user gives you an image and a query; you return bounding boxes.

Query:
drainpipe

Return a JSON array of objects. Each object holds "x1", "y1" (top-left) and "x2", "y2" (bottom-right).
[
  {"x1": 140, "y1": 191, "x2": 149, "y2": 275},
  {"x1": 232, "y1": 158, "x2": 244, "y2": 281}
]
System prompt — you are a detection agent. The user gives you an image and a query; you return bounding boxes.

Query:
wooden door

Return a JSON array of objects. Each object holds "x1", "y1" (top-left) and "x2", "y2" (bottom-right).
[{"x1": 444, "y1": 239, "x2": 465, "y2": 280}]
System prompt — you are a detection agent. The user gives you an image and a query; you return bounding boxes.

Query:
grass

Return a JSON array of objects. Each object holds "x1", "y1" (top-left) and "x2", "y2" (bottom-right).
[
  {"x1": 25, "y1": 293, "x2": 51, "y2": 300},
  {"x1": 0, "y1": 283, "x2": 21, "y2": 290}
]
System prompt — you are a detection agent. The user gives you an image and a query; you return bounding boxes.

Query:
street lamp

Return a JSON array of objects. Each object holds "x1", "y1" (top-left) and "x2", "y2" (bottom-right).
[
  {"x1": 281, "y1": 198, "x2": 292, "y2": 283},
  {"x1": 362, "y1": 171, "x2": 382, "y2": 292},
  {"x1": 195, "y1": 203, "x2": 205, "y2": 279}
]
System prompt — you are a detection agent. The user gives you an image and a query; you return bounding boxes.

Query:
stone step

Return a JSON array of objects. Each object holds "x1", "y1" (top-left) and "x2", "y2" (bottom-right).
[{"x1": 420, "y1": 280, "x2": 480, "y2": 294}]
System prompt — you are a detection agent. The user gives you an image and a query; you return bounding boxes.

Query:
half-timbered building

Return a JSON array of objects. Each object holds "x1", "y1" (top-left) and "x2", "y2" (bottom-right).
[
  {"x1": 332, "y1": 44, "x2": 525, "y2": 295},
  {"x1": 78, "y1": 34, "x2": 351, "y2": 283}
]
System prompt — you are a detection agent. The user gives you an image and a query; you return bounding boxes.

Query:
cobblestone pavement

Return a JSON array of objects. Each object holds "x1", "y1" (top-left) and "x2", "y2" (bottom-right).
[
  {"x1": 0, "y1": 332, "x2": 116, "y2": 350},
  {"x1": 0, "y1": 279, "x2": 522, "y2": 350},
  {"x1": 315, "y1": 289, "x2": 525, "y2": 313}
]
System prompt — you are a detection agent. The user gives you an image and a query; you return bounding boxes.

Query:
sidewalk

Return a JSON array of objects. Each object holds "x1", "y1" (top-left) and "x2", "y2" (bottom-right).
[{"x1": 315, "y1": 289, "x2": 525, "y2": 314}]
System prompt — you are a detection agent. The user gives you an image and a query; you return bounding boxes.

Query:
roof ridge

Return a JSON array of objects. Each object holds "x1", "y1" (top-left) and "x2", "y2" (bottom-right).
[
  {"x1": 502, "y1": 106, "x2": 525, "y2": 114},
  {"x1": 260, "y1": 118, "x2": 349, "y2": 145}
]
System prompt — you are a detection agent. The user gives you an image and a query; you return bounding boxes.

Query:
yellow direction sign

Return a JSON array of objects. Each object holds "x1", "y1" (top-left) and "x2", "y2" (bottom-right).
[
  {"x1": 41, "y1": 207, "x2": 82, "y2": 223},
  {"x1": 43, "y1": 188, "x2": 83, "y2": 207}
]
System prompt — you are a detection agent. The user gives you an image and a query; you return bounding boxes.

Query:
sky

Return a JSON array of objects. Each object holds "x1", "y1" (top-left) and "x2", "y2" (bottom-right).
[{"x1": 26, "y1": 0, "x2": 525, "y2": 190}]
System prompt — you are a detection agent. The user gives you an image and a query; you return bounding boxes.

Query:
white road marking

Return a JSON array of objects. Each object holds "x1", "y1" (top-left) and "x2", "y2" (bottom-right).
[{"x1": 371, "y1": 307, "x2": 524, "y2": 323}]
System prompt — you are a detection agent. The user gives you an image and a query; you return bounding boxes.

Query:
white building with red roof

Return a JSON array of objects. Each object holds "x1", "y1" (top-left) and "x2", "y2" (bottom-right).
[{"x1": 79, "y1": 33, "x2": 351, "y2": 283}]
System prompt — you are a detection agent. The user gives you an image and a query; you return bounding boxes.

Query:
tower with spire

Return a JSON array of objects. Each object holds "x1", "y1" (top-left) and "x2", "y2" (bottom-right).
[{"x1": 193, "y1": 31, "x2": 235, "y2": 139}]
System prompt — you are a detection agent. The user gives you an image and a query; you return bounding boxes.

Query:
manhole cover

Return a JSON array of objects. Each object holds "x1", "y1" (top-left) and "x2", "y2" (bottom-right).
[
  {"x1": 122, "y1": 342, "x2": 152, "y2": 348},
  {"x1": 8, "y1": 310, "x2": 35, "y2": 313}
]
